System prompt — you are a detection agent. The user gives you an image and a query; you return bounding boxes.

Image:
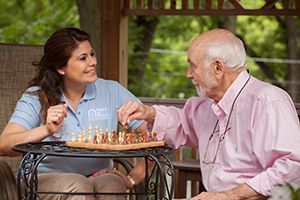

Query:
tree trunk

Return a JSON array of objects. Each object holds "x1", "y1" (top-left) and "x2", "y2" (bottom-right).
[
  {"x1": 76, "y1": 0, "x2": 101, "y2": 75},
  {"x1": 285, "y1": 16, "x2": 300, "y2": 102},
  {"x1": 129, "y1": 16, "x2": 159, "y2": 87}
]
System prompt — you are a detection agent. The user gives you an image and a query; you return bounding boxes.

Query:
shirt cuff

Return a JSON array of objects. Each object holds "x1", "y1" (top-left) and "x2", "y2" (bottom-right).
[
  {"x1": 246, "y1": 172, "x2": 282, "y2": 196},
  {"x1": 150, "y1": 105, "x2": 170, "y2": 140}
]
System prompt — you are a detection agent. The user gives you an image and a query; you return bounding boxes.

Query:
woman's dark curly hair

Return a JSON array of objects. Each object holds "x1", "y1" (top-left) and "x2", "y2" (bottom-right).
[{"x1": 28, "y1": 27, "x2": 91, "y2": 121}]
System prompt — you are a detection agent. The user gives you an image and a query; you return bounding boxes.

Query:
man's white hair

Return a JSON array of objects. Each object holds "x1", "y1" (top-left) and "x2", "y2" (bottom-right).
[{"x1": 204, "y1": 35, "x2": 247, "y2": 71}]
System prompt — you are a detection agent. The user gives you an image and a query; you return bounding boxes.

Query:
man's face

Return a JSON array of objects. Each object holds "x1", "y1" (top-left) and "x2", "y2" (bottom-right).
[{"x1": 187, "y1": 52, "x2": 217, "y2": 99}]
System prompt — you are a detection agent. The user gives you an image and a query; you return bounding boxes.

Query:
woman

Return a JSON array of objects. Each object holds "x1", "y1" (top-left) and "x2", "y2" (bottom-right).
[{"x1": 0, "y1": 27, "x2": 146, "y2": 200}]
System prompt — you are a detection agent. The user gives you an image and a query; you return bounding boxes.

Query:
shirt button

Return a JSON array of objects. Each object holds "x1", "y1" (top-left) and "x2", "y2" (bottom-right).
[
  {"x1": 77, "y1": 124, "x2": 80, "y2": 127},
  {"x1": 78, "y1": 112, "x2": 81, "y2": 115}
]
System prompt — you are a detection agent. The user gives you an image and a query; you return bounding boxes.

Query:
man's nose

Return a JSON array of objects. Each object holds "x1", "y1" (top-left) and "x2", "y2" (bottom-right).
[{"x1": 187, "y1": 68, "x2": 193, "y2": 79}]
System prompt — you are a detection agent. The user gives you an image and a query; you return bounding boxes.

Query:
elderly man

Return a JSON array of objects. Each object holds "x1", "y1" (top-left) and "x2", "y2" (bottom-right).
[
  {"x1": 118, "y1": 29, "x2": 300, "y2": 200},
  {"x1": 118, "y1": 29, "x2": 300, "y2": 199}
]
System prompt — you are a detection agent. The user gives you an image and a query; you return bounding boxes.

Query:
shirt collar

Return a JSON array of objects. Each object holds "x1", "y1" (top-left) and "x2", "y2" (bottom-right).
[
  {"x1": 60, "y1": 83, "x2": 96, "y2": 103},
  {"x1": 211, "y1": 70, "x2": 250, "y2": 119}
]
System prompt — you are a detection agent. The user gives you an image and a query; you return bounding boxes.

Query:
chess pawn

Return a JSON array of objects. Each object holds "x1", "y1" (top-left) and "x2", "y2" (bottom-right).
[
  {"x1": 93, "y1": 135, "x2": 98, "y2": 144},
  {"x1": 148, "y1": 132, "x2": 152, "y2": 142},
  {"x1": 153, "y1": 132, "x2": 158, "y2": 141},
  {"x1": 124, "y1": 132, "x2": 129, "y2": 144},
  {"x1": 82, "y1": 130, "x2": 86, "y2": 143},
  {"x1": 94, "y1": 126, "x2": 99, "y2": 144},
  {"x1": 137, "y1": 129, "x2": 142, "y2": 143},
  {"x1": 115, "y1": 131, "x2": 119, "y2": 144},
  {"x1": 99, "y1": 128, "x2": 103, "y2": 144},
  {"x1": 122, "y1": 131, "x2": 126, "y2": 144},
  {"x1": 118, "y1": 131, "x2": 123, "y2": 144},
  {"x1": 111, "y1": 130, "x2": 117, "y2": 144},
  {"x1": 88, "y1": 124, "x2": 93, "y2": 143},
  {"x1": 131, "y1": 132, "x2": 135, "y2": 144},
  {"x1": 142, "y1": 130, "x2": 147, "y2": 143},
  {"x1": 71, "y1": 132, "x2": 76, "y2": 142},
  {"x1": 78, "y1": 133, "x2": 82, "y2": 143},
  {"x1": 95, "y1": 132, "x2": 99, "y2": 144},
  {"x1": 108, "y1": 134, "x2": 112, "y2": 144},
  {"x1": 130, "y1": 129, "x2": 135, "y2": 144},
  {"x1": 105, "y1": 128, "x2": 109, "y2": 144},
  {"x1": 88, "y1": 133, "x2": 93, "y2": 143}
]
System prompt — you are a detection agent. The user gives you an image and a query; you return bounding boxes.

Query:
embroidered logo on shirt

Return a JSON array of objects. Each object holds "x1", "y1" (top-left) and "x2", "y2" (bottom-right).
[{"x1": 88, "y1": 108, "x2": 110, "y2": 121}]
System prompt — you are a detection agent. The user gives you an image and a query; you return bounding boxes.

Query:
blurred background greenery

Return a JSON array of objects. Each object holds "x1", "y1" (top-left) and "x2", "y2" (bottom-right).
[{"x1": 0, "y1": 0, "x2": 299, "y2": 101}]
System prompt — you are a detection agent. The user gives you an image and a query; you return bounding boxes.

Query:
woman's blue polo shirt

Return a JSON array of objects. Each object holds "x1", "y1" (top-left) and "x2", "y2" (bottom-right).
[{"x1": 10, "y1": 78, "x2": 143, "y2": 175}]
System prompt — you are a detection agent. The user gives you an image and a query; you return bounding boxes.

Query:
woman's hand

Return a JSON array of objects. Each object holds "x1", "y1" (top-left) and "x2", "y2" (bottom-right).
[
  {"x1": 92, "y1": 168, "x2": 135, "y2": 189},
  {"x1": 45, "y1": 103, "x2": 68, "y2": 135}
]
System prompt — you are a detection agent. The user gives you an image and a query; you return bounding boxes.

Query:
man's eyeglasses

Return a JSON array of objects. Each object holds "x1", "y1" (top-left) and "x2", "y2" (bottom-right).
[
  {"x1": 202, "y1": 120, "x2": 231, "y2": 165},
  {"x1": 201, "y1": 74, "x2": 251, "y2": 165}
]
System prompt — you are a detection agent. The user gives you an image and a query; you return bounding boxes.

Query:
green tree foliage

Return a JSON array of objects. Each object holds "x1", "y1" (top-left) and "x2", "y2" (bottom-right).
[
  {"x1": 0, "y1": 0, "x2": 299, "y2": 101},
  {"x1": 0, "y1": 0, "x2": 79, "y2": 45},
  {"x1": 128, "y1": 15, "x2": 300, "y2": 99}
]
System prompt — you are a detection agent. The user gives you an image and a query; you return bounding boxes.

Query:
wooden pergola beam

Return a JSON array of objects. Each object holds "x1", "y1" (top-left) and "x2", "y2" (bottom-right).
[{"x1": 100, "y1": 0, "x2": 128, "y2": 87}]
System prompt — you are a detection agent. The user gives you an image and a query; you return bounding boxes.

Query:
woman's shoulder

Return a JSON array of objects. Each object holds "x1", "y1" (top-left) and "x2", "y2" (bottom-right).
[
  {"x1": 25, "y1": 86, "x2": 41, "y2": 93},
  {"x1": 21, "y1": 86, "x2": 41, "y2": 102},
  {"x1": 94, "y1": 78, "x2": 122, "y2": 88}
]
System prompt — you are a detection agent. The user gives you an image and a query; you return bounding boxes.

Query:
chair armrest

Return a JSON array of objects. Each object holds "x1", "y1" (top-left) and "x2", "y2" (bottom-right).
[{"x1": 0, "y1": 160, "x2": 17, "y2": 200}]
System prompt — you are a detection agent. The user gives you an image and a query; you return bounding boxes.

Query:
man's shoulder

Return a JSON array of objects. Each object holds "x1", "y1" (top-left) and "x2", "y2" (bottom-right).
[
  {"x1": 187, "y1": 96, "x2": 214, "y2": 103},
  {"x1": 249, "y1": 78, "x2": 291, "y2": 103},
  {"x1": 185, "y1": 96, "x2": 214, "y2": 109}
]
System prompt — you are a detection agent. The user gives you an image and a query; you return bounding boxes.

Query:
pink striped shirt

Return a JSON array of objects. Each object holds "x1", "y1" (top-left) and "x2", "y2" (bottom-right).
[{"x1": 151, "y1": 70, "x2": 300, "y2": 196}]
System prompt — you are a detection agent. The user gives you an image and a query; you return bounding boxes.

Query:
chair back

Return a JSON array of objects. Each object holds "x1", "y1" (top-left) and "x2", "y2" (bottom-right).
[{"x1": 0, "y1": 43, "x2": 43, "y2": 174}]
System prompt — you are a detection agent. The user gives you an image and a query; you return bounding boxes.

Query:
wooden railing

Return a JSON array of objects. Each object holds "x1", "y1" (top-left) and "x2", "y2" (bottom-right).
[
  {"x1": 139, "y1": 97, "x2": 186, "y2": 108},
  {"x1": 140, "y1": 97, "x2": 300, "y2": 118},
  {"x1": 123, "y1": 0, "x2": 300, "y2": 16}
]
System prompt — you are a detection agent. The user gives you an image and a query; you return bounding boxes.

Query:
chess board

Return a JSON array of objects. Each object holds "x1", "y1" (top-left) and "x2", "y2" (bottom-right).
[
  {"x1": 64, "y1": 125, "x2": 164, "y2": 150},
  {"x1": 65, "y1": 140, "x2": 165, "y2": 150}
]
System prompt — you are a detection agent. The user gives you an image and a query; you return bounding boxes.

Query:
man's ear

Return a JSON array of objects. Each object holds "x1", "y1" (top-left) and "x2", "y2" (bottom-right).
[
  {"x1": 57, "y1": 68, "x2": 65, "y2": 75},
  {"x1": 214, "y1": 60, "x2": 225, "y2": 78}
]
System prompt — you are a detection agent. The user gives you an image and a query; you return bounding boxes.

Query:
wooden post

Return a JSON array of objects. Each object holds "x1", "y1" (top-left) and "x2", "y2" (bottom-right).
[{"x1": 100, "y1": 0, "x2": 128, "y2": 87}]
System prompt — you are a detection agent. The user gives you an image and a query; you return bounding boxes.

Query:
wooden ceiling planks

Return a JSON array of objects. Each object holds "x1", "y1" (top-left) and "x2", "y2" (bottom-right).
[{"x1": 122, "y1": 0, "x2": 300, "y2": 16}]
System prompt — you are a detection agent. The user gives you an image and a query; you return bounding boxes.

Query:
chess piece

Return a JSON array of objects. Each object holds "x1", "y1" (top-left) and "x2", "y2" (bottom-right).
[
  {"x1": 148, "y1": 132, "x2": 152, "y2": 142},
  {"x1": 111, "y1": 130, "x2": 118, "y2": 144},
  {"x1": 88, "y1": 124, "x2": 93, "y2": 143},
  {"x1": 153, "y1": 132, "x2": 158, "y2": 141},
  {"x1": 118, "y1": 131, "x2": 123, "y2": 144},
  {"x1": 71, "y1": 132, "x2": 76, "y2": 142},
  {"x1": 82, "y1": 130, "x2": 86, "y2": 143},
  {"x1": 122, "y1": 131, "x2": 126, "y2": 144},
  {"x1": 99, "y1": 128, "x2": 103, "y2": 144},
  {"x1": 105, "y1": 128, "x2": 109, "y2": 144},
  {"x1": 88, "y1": 134, "x2": 93, "y2": 143},
  {"x1": 93, "y1": 135, "x2": 98, "y2": 144},
  {"x1": 94, "y1": 126, "x2": 99, "y2": 144},
  {"x1": 142, "y1": 130, "x2": 147, "y2": 143},
  {"x1": 130, "y1": 129, "x2": 135, "y2": 144},
  {"x1": 137, "y1": 129, "x2": 143, "y2": 143},
  {"x1": 78, "y1": 133, "x2": 82, "y2": 143}
]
